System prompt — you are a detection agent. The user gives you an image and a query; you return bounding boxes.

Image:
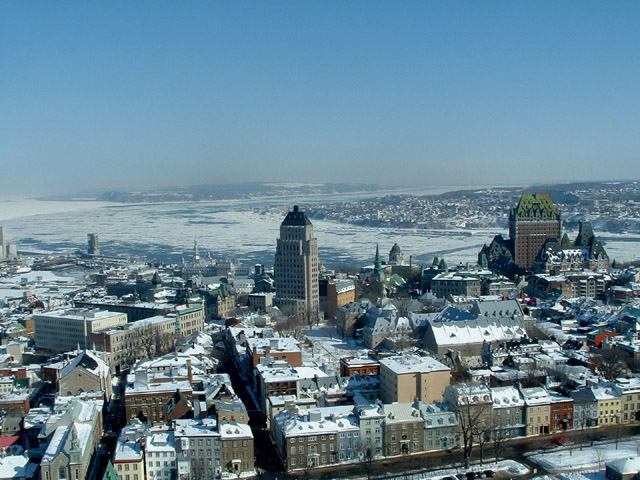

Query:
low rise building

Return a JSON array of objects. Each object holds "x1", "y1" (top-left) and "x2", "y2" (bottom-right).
[{"x1": 145, "y1": 430, "x2": 177, "y2": 480}]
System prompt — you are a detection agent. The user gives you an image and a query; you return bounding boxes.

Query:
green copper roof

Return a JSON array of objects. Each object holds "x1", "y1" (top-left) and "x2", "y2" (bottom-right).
[{"x1": 513, "y1": 193, "x2": 560, "y2": 220}]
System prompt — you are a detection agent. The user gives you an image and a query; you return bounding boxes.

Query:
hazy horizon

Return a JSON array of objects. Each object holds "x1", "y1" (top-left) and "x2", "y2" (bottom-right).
[{"x1": 2, "y1": 2, "x2": 639, "y2": 197}]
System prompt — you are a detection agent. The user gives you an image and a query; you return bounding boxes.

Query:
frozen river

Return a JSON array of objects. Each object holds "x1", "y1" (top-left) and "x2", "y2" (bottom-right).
[{"x1": 1, "y1": 197, "x2": 639, "y2": 269}]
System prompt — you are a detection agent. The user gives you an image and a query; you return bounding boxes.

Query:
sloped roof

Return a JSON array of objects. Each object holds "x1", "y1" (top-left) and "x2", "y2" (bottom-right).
[{"x1": 512, "y1": 193, "x2": 559, "y2": 220}]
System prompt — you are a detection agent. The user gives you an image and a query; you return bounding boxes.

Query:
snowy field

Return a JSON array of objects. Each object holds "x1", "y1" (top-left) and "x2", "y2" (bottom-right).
[
  {"x1": 530, "y1": 439, "x2": 640, "y2": 473},
  {"x1": 2, "y1": 200, "x2": 639, "y2": 268}
]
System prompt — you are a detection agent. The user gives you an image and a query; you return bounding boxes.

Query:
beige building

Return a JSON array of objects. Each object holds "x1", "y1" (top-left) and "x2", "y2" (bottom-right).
[
  {"x1": 113, "y1": 419, "x2": 147, "y2": 480},
  {"x1": 379, "y1": 353, "x2": 450, "y2": 404},
  {"x1": 92, "y1": 308, "x2": 204, "y2": 373},
  {"x1": 34, "y1": 308, "x2": 127, "y2": 354}
]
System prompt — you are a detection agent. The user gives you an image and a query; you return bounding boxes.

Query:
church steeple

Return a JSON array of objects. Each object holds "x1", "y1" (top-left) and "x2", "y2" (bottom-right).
[
  {"x1": 374, "y1": 244, "x2": 382, "y2": 273},
  {"x1": 193, "y1": 240, "x2": 200, "y2": 262}
]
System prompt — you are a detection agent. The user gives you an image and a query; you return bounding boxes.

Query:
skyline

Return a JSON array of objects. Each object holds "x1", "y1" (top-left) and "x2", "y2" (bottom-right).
[{"x1": 2, "y1": 2, "x2": 640, "y2": 196}]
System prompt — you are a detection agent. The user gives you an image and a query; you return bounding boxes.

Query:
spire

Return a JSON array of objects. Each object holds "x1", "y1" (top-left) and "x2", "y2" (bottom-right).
[
  {"x1": 193, "y1": 240, "x2": 199, "y2": 261},
  {"x1": 374, "y1": 244, "x2": 382, "y2": 272}
]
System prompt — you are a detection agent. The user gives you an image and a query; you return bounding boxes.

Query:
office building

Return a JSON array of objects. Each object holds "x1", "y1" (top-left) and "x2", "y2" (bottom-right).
[
  {"x1": 34, "y1": 308, "x2": 127, "y2": 353},
  {"x1": 274, "y1": 206, "x2": 319, "y2": 322},
  {"x1": 87, "y1": 233, "x2": 100, "y2": 255}
]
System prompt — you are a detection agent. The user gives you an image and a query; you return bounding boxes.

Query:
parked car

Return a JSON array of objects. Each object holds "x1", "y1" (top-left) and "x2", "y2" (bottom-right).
[{"x1": 554, "y1": 436, "x2": 573, "y2": 446}]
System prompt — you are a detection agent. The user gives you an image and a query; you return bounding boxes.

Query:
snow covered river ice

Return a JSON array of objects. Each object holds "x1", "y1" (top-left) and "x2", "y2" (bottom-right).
[{"x1": 1, "y1": 197, "x2": 639, "y2": 269}]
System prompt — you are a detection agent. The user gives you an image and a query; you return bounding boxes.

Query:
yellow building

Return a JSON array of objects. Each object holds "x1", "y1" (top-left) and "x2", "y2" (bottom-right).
[
  {"x1": 594, "y1": 385, "x2": 621, "y2": 425},
  {"x1": 113, "y1": 420, "x2": 147, "y2": 480},
  {"x1": 379, "y1": 352, "x2": 450, "y2": 404},
  {"x1": 614, "y1": 378, "x2": 640, "y2": 424},
  {"x1": 521, "y1": 386, "x2": 551, "y2": 436}
]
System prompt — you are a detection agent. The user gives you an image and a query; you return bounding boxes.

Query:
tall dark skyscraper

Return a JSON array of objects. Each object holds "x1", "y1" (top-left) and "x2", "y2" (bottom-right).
[{"x1": 274, "y1": 206, "x2": 319, "y2": 322}]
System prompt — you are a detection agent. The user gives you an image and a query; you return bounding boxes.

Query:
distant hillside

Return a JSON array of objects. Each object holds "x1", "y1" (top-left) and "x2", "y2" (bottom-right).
[{"x1": 38, "y1": 182, "x2": 385, "y2": 203}]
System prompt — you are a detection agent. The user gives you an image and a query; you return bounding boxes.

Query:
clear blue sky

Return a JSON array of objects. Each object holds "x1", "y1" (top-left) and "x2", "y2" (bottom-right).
[{"x1": 1, "y1": 2, "x2": 639, "y2": 196}]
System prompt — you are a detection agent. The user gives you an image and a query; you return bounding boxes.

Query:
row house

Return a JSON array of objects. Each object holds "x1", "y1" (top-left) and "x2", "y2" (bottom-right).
[
  {"x1": 253, "y1": 360, "x2": 326, "y2": 413},
  {"x1": 174, "y1": 418, "x2": 254, "y2": 479},
  {"x1": 382, "y1": 403, "x2": 425, "y2": 456},
  {"x1": 415, "y1": 401, "x2": 459, "y2": 452},
  {"x1": 521, "y1": 386, "x2": 552, "y2": 436},
  {"x1": 145, "y1": 430, "x2": 177, "y2": 480},
  {"x1": 125, "y1": 370, "x2": 193, "y2": 426},
  {"x1": 354, "y1": 403, "x2": 384, "y2": 458},
  {"x1": 491, "y1": 386, "x2": 526, "y2": 439},
  {"x1": 593, "y1": 385, "x2": 622, "y2": 425},
  {"x1": 112, "y1": 419, "x2": 148, "y2": 480},
  {"x1": 273, "y1": 406, "x2": 361, "y2": 471}
]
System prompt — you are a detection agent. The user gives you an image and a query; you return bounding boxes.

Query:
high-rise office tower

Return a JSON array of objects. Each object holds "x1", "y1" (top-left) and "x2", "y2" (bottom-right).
[
  {"x1": 508, "y1": 194, "x2": 561, "y2": 270},
  {"x1": 0, "y1": 226, "x2": 5, "y2": 260},
  {"x1": 274, "y1": 206, "x2": 319, "y2": 321},
  {"x1": 87, "y1": 233, "x2": 100, "y2": 256}
]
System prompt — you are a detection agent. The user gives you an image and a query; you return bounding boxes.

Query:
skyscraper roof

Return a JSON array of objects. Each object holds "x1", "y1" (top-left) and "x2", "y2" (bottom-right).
[
  {"x1": 281, "y1": 205, "x2": 312, "y2": 226},
  {"x1": 512, "y1": 193, "x2": 560, "y2": 220}
]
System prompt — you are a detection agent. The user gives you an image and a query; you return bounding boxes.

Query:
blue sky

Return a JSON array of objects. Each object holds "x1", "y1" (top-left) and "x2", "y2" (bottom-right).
[{"x1": 1, "y1": 2, "x2": 639, "y2": 196}]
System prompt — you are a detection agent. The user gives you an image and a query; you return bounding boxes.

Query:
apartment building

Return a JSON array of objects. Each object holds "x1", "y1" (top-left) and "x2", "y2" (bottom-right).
[{"x1": 379, "y1": 353, "x2": 450, "y2": 404}]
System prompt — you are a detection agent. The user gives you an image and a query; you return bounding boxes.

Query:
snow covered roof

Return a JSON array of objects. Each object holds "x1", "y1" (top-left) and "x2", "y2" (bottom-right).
[
  {"x1": 491, "y1": 386, "x2": 524, "y2": 408},
  {"x1": 382, "y1": 402, "x2": 422, "y2": 423},
  {"x1": 606, "y1": 457, "x2": 640, "y2": 475},
  {"x1": 380, "y1": 353, "x2": 450, "y2": 375},
  {"x1": 246, "y1": 336, "x2": 300, "y2": 353},
  {"x1": 276, "y1": 406, "x2": 359, "y2": 437},
  {"x1": 428, "y1": 316, "x2": 526, "y2": 347},
  {"x1": 520, "y1": 387, "x2": 552, "y2": 406},
  {"x1": 219, "y1": 422, "x2": 253, "y2": 439},
  {"x1": 60, "y1": 350, "x2": 110, "y2": 380}
]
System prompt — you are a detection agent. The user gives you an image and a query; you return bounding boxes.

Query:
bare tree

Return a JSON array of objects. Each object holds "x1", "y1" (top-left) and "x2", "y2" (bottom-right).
[
  {"x1": 491, "y1": 415, "x2": 509, "y2": 461},
  {"x1": 591, "y1": 447, "x2": 606, "y2": 470},
  {"x1": 138, "y1": 325, "x2": 156, "y2": 359},
  {"x1": 154, "y1": 330, "x2": 175, "y2": 357},
  {"x1": 360, "y1": 441, "x2": 376, "y2": 480},
  {"x1": 590, "y1": 348, "x2": 629, "y2": 381},
  {"x1": 451, "y1": 384, "x2": 492, "y2": 468}
]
